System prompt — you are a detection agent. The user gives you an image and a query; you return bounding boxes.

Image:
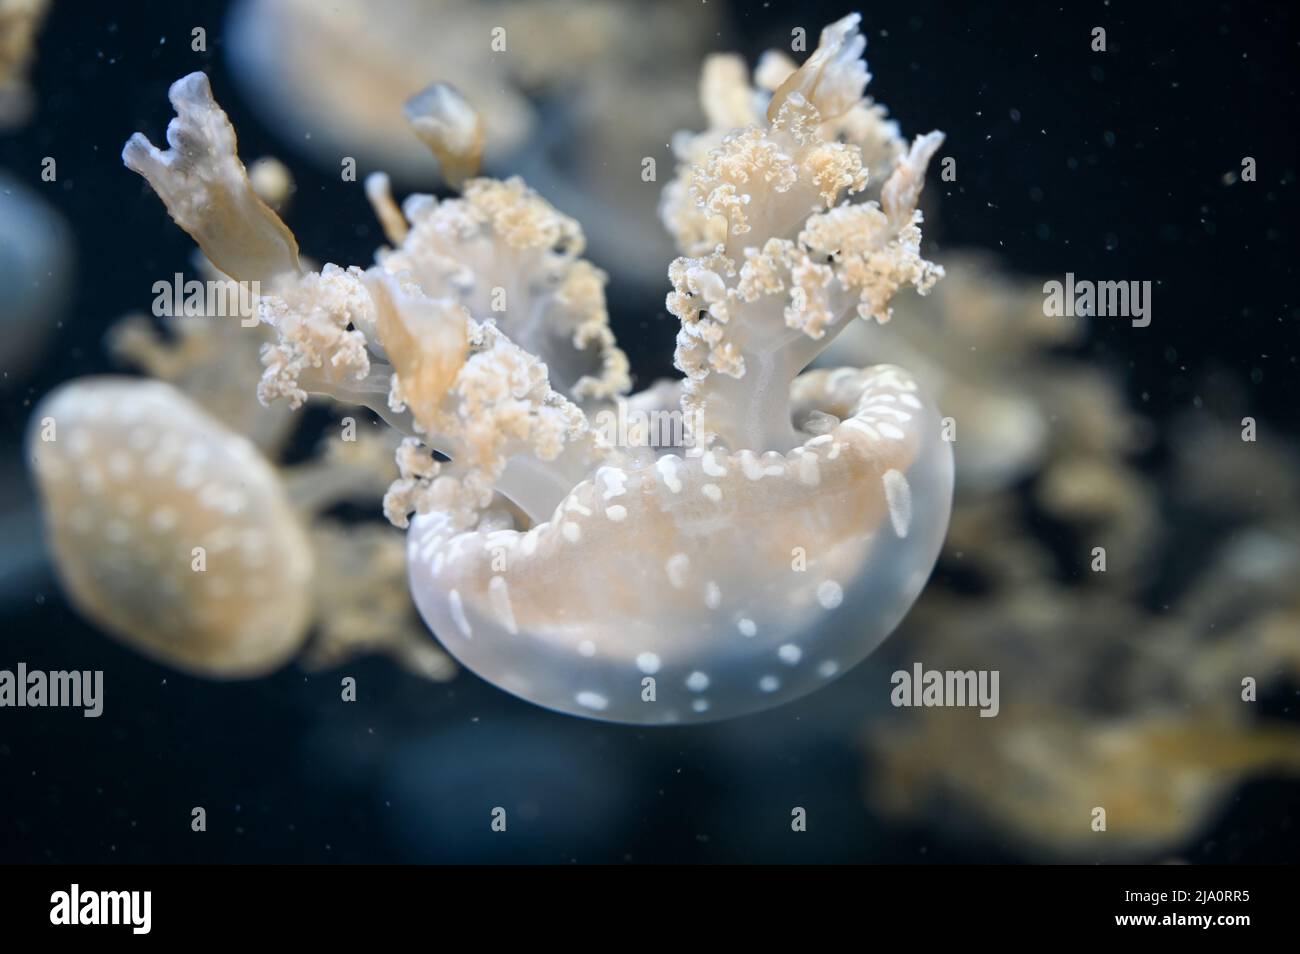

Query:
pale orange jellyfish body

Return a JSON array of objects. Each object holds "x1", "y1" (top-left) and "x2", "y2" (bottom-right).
[{"x1": 28, "y1": 378, "x2": 314, "y2": 676}]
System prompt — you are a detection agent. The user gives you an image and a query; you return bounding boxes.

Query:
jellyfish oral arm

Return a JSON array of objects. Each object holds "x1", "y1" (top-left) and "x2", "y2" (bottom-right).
[
  {"x1": 122, "y1": 73, "x2": 301, "y2": 285},
  {"x1": 669, "y1": 131, "x2": 945, "y2": 454}
]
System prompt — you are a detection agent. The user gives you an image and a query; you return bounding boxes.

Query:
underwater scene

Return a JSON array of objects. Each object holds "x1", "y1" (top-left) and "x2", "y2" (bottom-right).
[{"x1": 1, "y1": 0, "x2": 1298, "y2": 869}]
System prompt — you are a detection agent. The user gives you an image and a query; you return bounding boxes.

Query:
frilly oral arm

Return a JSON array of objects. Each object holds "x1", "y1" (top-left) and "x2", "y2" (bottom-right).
[
  {"x1": 123, "y1": 75, "x2": 613, "y2": 531},
  {"x1": 765, "y1": 12, "x2": 871, "y2": 125},
  {"x1": 375, "y1": 175, "x2": 631, "y2": 406},
  {"x1": 122, "y1": 72, "x2": 302, "y2": 285},
  {"x1": 253, "y1": 266, "x2": 607, "y2": 529},
  {"x1": 660, "y1": 14, "x2": 906, "y2": 261},
  {"x1": 378, "y1": 319, "x2": 609, "y2": 530},
  {"x1": 380, "y1": 84, "x2": 630, "y2": 406},
  {"x1": 664, "y1": 15, "x2": 944, "y2": 453},
  {"x1": 403, "y1": 82, "x2": 486, "y2": 191}
]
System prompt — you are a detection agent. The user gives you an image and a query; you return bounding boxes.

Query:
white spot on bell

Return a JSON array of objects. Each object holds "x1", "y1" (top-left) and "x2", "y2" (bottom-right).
[
  {"x1": 817, "y1": 580, "x2": 843, "y2": 610},
  {"x1": 665, "y1": 553, "x2": 690, "y2": 589}
]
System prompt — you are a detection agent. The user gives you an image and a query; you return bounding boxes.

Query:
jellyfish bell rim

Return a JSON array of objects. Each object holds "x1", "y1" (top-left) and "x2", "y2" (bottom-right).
[{"x1": 404, "y1": 365, "x2": 955, "y2": 726}]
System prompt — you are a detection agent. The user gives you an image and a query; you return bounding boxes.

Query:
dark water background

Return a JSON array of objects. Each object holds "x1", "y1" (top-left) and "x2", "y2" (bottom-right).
[{"x1": 0, "y1": 0, "x2": 1296, "y2": 862}]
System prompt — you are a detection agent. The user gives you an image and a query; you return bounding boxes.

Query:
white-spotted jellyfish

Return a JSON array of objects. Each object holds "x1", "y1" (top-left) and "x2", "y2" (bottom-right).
[
  {"x1": 117, "y1": 14, "x2": 953, "y2": 721},
  {"x1": 27, "y1": 376, "x2": 454, "y2": 680},
  {"x1": 28, "y1": 377, "x2": 316, "y2": 676}
]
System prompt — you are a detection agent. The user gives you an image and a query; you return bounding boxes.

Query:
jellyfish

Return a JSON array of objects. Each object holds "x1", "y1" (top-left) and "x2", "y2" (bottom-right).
[
  {"x1": 27, "y1": 375, "x2": 453, "y2": 680},
  {"x1": 868, "y1": 701, "x2": 1300, "y2": 860},
  {"x1": 0, "y1": 0, "x2": 49, "y2": 129},
  {"x1": 858, "y1": 382, "x2": 1300, "y2": 858},
  {"x1": 28, "y1": 377, "x2": 314, "y2": 676},
  {"x1": 222, "y1": 0, "x2": 717, "y2": 295},
  {"x1": 859, "y1": 564, "x2": 1300, "y2": 860},
  {"x1": 0, "y1": 169, "x2": 73, "y2": 383},
  {"x1": 0, "y1": 170, "x2": 73, "y2": 602},
  {"x1": 223, "y1": 0, "x2": 537, "y2": 181},
  {"x1": 119, "y1": 14, "x2": 953, "y2": 723}
]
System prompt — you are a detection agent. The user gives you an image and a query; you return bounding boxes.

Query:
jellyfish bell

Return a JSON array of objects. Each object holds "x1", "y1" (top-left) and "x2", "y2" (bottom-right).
[
  {"x1": 0, "y1": 170, "x2": 73, "y2": 383},
  {"x1": 223, "y1": 0, "x2": 535, "y2": 182},
  {"x1": 0, "y1": 0, "x2": 50, "y2": 129},
  {"x1": 407, "y1": 363, "x2": 952, "y2": 723},
  {"x1": 27, "y1": 377, "x2": 314, "y2": 677},
  {"x1": 223, "y1": 0, "x2": 714, "y2": 297}
]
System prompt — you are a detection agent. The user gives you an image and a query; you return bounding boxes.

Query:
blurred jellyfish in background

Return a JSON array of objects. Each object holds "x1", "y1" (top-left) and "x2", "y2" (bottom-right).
[
  {"x1": 843, "y1": 258, "x2": 1300, "y2": 858},
  {"x1": 864, "y1": 573, "x2": 1300, "y2": 861},
  {"x1": 27, "y1": 280, "x2": 455, "y2": 681},
  {"x1": 0, "y1": 0, "x2": 49, "y2": 129},
  {"x1": 225, "y1": 0, "x2": 534, "y2": 180},
  {"x1": 29, "y1": 376, "x2": 317, "y2": 677},
  {"x1": 0, "y1": 171, "x2": 72, "y2": 388},
  {"x1": 0, "y1": 157, "x2": 74, "y2": 601},
  {"x1": 223, "y1": 0, "x2": 717, "y2": 295}
]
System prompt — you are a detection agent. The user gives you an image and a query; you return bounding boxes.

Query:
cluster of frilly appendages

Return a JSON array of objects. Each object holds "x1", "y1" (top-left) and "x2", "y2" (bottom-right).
[{"x1": 105, "y1": 14, "x2": 954, "y2": 723}]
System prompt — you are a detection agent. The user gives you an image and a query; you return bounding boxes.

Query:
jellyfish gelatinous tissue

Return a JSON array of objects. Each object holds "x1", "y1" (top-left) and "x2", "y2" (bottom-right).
[
  {"x1": 113, "y1": 14, "x2": 953, "y2": 723},
  {"x1": 29, "y1": 378, "x2": 315, "y2": 676},
  {"x1": 27, "y1": 374, "x2": 456, "y2": 681}
]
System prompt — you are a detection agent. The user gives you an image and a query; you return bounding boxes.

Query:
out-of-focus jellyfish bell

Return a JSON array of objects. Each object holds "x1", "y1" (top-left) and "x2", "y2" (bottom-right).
[
  {"x1": 222, "y1": 0, "x2": 714, "y2": 295},
  {"x1": 223, "y1": 0, "x2": 535, "y2": 181},
  {"x1": 27, "y1": 377, "x2": 315, "y2": 676},
  {"x1": 0, "y1": 0, "x2": 50, "y2": 128},
  {"x1": 0, "y1": 171, "x2": 73, "y2": 382}
]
